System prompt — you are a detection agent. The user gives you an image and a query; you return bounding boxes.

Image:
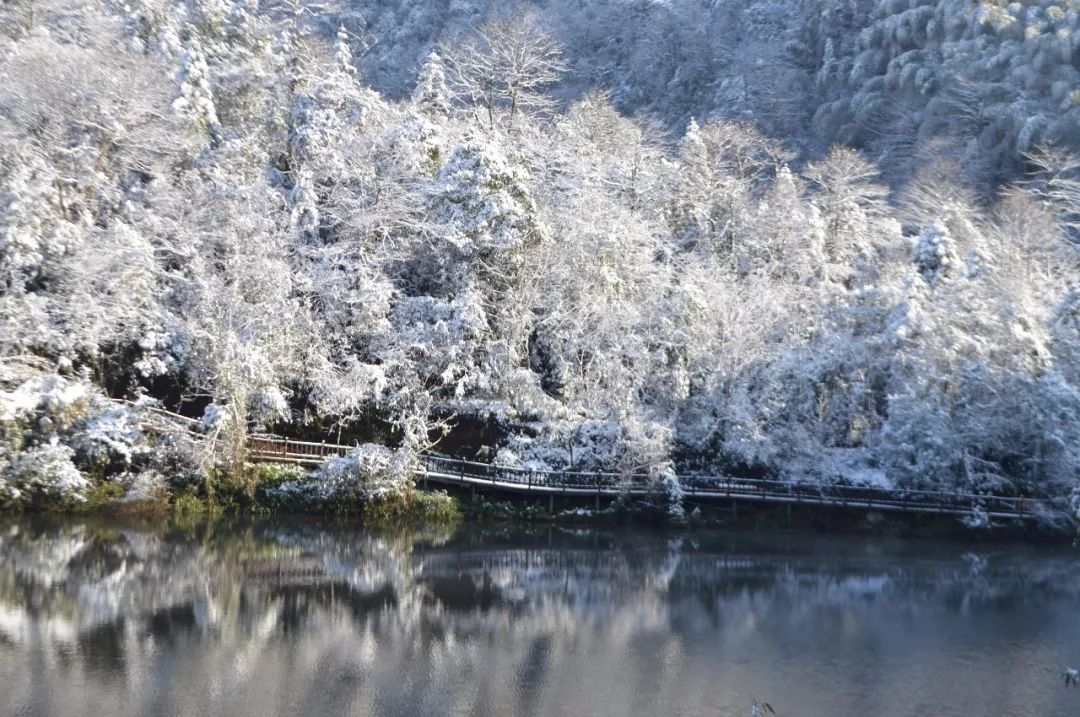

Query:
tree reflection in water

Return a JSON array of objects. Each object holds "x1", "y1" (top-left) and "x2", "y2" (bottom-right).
[{"x1": 1, "y1": 517, "x2": 1079, "y2": 717}]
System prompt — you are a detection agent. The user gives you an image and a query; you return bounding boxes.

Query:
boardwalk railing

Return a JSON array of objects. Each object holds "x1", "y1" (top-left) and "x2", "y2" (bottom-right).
[
  {"x1": 248, "y1": 435, "x2": 351, "y2": 464},
  {"x1": 245, "y1": 436, "x2": 1059, "y2": 521},
  {"x1": 122, "y1": 401, "x2": 1063, "y2": 522},
  {"x1": 416, "y1": 454, "x2": 1058, "y2": 521}
]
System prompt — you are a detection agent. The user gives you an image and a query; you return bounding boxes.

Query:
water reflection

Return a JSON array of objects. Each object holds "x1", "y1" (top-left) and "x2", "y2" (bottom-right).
[{"x1": 1, "y1": 517, "x2": 1079, "y2": 717}]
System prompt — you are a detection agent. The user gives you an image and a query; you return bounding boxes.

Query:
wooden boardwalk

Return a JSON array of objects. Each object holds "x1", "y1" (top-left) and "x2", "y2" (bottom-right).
[
  {"x1": 246, "y1": 434, "x2": 1059, "y2": 522},
  {"x1": 120, "y1": 402, "x2": 1062, "y2": 522}
]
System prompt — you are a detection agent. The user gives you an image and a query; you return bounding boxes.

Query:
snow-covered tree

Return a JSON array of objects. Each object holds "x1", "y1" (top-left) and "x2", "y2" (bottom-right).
[
  {"x1": 413, "y1": 50, "x2": 452, "y2": 120},
  {"x1": 668, "y1": 119, "x2": 789, "y2": 265},
  {"x1": 288, "y1": 164, "x2": 320, "y2": 242},
  {"x1": 913, "y1": 221, "x2": 960, "y2": 283},
  {"x1": 444, "y1": 13, "x2": 566, "y2": 130},
  {"x1": 2, "y1": 0, "x2": 1079, "y2": 517},
  {"x1": 403, "y1": 134, "x2": 546, "y2": 401},
  {"x1": 173, "y1": 35, "x2": 222, "y2": 147},
  {"x1": 805, "y1": 146, "x2": 892, "y2": 279},
  {"x1": 1027, "y1": 146, "x2": 1080, "y2": 245}
]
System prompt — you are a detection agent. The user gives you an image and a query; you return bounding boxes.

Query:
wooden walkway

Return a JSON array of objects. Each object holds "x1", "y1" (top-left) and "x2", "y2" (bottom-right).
[
  {"x1": 120, "y1": 402, "x2": 1062, "y2": 522},
  {"x1": 245, "y1": 434, "x2": 1058, "y2": 522}
]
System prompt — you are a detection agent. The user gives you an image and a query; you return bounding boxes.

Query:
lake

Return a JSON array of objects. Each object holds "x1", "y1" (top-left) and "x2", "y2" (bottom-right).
[{"x1": 1, "y1": 516, "x2": 1078, "y2": 716}]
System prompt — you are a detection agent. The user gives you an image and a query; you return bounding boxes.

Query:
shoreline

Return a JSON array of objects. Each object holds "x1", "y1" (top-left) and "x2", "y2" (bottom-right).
[{"x1": 2, "y1": 482, "x2": 1071, "y2": 544}]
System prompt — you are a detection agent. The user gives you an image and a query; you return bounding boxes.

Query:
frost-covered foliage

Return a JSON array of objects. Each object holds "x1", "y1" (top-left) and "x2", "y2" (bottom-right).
[
  {"x1": 1, "y1": 443, "x2": 90, "y2": 508},
  {"x1": 431, "y1": 136, "x2": 542, "y2": 256},
  {"x1": 313, "y1": 0, "x2": 1077, "y2": 187},
  {"x1": 2, "y1": 0, "x2": 1080, "y2": 516},
  {"x1": 805, "y1": 0, "x2": 1080, "y2": 183},
  {"x1": 496, "y1": 414, "x2": 673, "y2": 475},
  {"x1": 264, "y1": 444, "x2": 412, "y2": 510},
  {"x1": 413, "y1": 51, "x2": 451, "y2": 120},
  {"x1": 653, "y1": 466, "x2": 686, "y2": 524},
  {"x1": 316, "y1": 444, "x2": 412, "y2": 500},
  {"x1": 173, "y1": 36, "x2": 222, "y2": 146},
  {"x1": 1, "y1": 375, "x2": 92, "y2": 428},
  {"x1": 69, "y1": 403, "x2": 146, "y2": 465},
  {"x1": 914, "y1": 221, "x2": 960, "y2": 283},
  {"x1": 0, "y1": 372, "x2": 186, "y2": 507}
]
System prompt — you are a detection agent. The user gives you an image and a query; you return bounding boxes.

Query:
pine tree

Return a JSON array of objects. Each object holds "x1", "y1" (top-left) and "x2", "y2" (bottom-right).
[
  {"x1": 914, "y1": 221, "x2": 959, "y2": 283},
  {"x1": 413, "y1": 51, "x2": 451, "y2": 120},
  {"x1": 172, "y1": 35, "x2": 222, "y2": 147},
  {"x1": 334, "y1": 24, "x2": 355, "y2": 78},
  {"x1": 423, "y1": 134, "x2": 546, "y2": 393},
  {"x1": 432, "y1": 135, "x2": 541, "y2": 257},
  {"x1": 751, "y1": 166, "x2": 826, "y2": 280},
  {"x1": 670, "y1": 119, "x2": 774, "y2": 261},
  {"x1": 289, "y1": 165, "x2": 320, "y2": 243}
]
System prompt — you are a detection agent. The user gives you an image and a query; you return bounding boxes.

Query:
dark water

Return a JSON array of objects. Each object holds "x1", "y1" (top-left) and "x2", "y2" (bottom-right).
[{"x1": 1, "y1": 517, "x2": 1079, "y2": 717}]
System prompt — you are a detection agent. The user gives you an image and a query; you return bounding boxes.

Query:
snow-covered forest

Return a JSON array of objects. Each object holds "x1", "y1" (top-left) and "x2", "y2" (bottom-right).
[{"x1": 2, "y1": 0, "x2": 1080, "y2": 511}]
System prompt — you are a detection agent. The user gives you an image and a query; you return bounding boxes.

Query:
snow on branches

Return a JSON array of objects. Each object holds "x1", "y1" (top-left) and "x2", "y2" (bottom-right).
[{"x1": 2, "y1": 0, "x2": 1080, "y2": 516}]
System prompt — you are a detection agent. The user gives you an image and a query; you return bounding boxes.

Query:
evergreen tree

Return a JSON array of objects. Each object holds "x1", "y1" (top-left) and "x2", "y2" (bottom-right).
[
  {"x1": 288, "y1": 165, "x2": 320, "y2": 243},
  {"x1": 172, "y1": 35, "x2": 222, "y2": 147},
  {"x1": 413, "y1": 51, "x2": 452, "y2": 120}
]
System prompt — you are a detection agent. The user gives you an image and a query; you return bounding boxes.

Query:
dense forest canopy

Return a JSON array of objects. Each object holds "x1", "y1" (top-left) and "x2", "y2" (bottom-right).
[{"x1": 2, "y1": 0, "x2": 1080, "y2": 513}]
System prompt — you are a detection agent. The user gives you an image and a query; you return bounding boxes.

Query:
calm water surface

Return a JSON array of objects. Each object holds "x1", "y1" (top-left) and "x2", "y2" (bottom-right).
[{"x1": 1, "y1": 516, "x2": 1078, "y2": 717}]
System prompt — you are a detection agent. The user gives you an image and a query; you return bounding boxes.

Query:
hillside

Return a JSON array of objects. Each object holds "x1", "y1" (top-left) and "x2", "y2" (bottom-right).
[{"x1": 1, "y1": 0, "x2": 1079, "y2": 517}]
